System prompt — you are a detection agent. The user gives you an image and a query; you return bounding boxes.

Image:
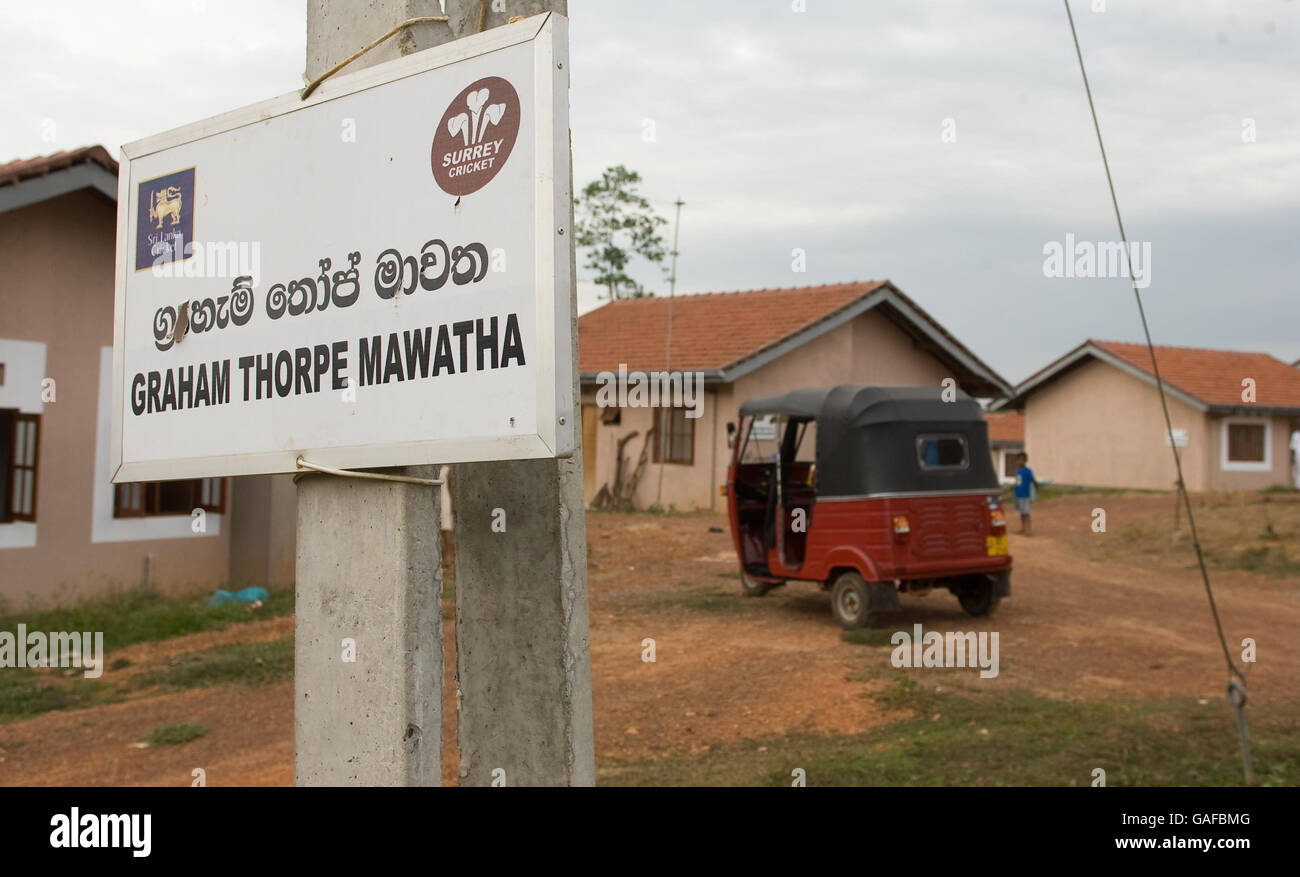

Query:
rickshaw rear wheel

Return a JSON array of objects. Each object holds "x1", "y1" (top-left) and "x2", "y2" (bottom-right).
[
  {"x1": 957, "y1": 576, "x2": 1001, "y2": 617},
  {"x1": 740, "y1": 571, "x2": 780, "y2": 597},
  {"x1": 831, "y1": 572, "x2": 876, "y2": 629}
]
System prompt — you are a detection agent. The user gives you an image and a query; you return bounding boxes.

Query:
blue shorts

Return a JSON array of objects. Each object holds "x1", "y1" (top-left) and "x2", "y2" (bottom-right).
[{"x1": 1015, "y1": 497, "x2": 1031, "y2": 515}]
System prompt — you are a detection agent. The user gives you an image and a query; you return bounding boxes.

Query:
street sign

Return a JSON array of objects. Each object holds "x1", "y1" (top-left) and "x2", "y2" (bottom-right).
[{"x1": 111, "y1": 13, "x2": 572, "y2": 482}]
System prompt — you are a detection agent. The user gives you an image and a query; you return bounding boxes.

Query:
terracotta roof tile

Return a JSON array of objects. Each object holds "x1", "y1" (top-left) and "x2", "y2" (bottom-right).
[
  {"x1": 578, "y1": 281, "x2": 888, "y2": 374},
  {"x1": 984, "y1": 410, "x2": 1024, "y2": 443},
  {"x1": 0, "y1": 145, "x2": 118, "y2": 189},
  {"x1": 1091, "y1": 340, "x2": 1300, "y2": 408}
]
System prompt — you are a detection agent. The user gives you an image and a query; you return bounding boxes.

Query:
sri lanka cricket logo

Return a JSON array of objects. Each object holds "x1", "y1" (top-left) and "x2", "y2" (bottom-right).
[
  {"x1": 135, "y1": 167, "x2": 195, "y2": 272},
  {"x1": 149, "y1": 186, "x2": 183, "y2": 229}
]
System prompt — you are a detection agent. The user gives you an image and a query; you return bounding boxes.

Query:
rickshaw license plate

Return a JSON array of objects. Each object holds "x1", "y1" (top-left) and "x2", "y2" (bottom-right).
[{"x1": 986, "y1": 535, "x2": 1009, "y2": 556}]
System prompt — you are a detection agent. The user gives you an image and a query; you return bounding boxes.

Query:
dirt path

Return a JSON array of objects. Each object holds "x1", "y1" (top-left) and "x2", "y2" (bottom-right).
[{"x1": 2, "y1": 495, "x2": 1296, "y2": 785}]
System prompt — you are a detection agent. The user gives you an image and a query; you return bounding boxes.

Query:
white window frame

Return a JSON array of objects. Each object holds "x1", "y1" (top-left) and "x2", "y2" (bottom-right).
[
  {"x1": 996, "y1": 448, "x2": 1018, "y2": 485},
  {"x1": 1220, "y1": 417, "x2": 1271, "y2": 472}
]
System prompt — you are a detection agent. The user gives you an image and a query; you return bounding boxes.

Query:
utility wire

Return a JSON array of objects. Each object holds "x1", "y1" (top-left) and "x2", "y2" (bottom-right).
[{"x1": 1062, "y1": 0, "x2": 1252, "y2": 782}]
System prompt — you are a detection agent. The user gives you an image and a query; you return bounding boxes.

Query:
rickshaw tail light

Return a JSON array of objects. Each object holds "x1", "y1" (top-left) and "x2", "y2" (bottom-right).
[
  {"x1": 990, "y1": 508, "x2": 1006, "y2": 530},
  {"x1": 892, "y1": 516, "x2": 911, "y2": 536}
]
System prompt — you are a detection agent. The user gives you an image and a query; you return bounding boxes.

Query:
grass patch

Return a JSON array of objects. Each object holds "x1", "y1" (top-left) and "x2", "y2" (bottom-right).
[
  {"x1": 1077, "y1": 491, "x2": 1300, "y2": 578},
  {"x1": 132, "y1": 637, "x2": 294, "y2": 691},
  {"x1": 1, "y1": 636, "x2": 294, "y2": 724},
  {"x1": 678, "y1": 591, "x2": 761, "y2": 613},
  {"x1": 598, "y1": 685, "x2": 1298, "y2": 787},
  {"x1": 0, "y1": 669, "x2": 122, "y2": 724},
  {"x1": 0, "y1": 587, "x2": 294, "y2": 653},
  {"x1": 841, "y1": 627, "x2": 897, "y2": 647},
  {"x1": 1005, "y1": 483, "x2": 1162, "y2": 503},
  {"x1": 146, "y1": 723, "x2": 208, "y2": 746},
  {"x1": 0, "y1": 591, "x2": 293, "y2": 723},
  {"x1": 618, "y1": 585, "x2": 760, "y2": 614},
  {"x1": 1214, "y1": 545, "x2": 1300, "y2": 577}
]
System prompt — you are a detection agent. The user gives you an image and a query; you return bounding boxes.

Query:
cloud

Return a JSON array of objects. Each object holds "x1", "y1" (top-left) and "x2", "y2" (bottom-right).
[{"x1": 1, "y1": 0, "x2": 1295, "y2": 382}]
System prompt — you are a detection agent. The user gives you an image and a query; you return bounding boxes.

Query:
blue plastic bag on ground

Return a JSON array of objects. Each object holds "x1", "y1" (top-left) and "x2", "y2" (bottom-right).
[{"x1": 208, "y1": 587, "x2": 270, "y2": 607}]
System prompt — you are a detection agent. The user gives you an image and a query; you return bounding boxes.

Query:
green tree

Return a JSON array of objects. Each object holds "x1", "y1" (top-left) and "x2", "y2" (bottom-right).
[{"x1": 574, "y1": 165, "x2": 668, "y2": 300}]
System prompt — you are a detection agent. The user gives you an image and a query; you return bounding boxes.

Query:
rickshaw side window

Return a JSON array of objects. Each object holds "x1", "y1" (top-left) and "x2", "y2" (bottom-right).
[{"x1": 917, "y1": 434, "x2": 969, "y2": 470}]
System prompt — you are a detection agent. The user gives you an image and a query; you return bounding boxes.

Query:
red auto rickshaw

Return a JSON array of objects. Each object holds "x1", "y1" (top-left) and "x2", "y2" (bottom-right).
[{"x1": 725, "y1": 385, "x2": 1012, "y2": 628}]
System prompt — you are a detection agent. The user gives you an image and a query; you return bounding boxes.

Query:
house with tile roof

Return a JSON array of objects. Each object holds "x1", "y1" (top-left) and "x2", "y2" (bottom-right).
[
  {"x1": 984, "y1": 410, "x2": 1025, "y2": 485},
  {"x1": 576, "y1": 281, "x2": 1012, "y2": 510},
  {"x1": 995, "y1": 340, "x2": 1300, "y2": 492},
  {"x1": 0, "y1": 147, "x2": 297, "y2": 607}
]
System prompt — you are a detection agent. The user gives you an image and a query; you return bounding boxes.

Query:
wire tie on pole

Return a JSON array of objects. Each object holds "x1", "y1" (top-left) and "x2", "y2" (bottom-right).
[
  {"x1": 301, "y1": 15, "x2": 450, "y2": 100},
  {"x1": 295, "y1": 455, "x2": 444, "y2": 487},
  {"x1": 1227, "y1": 679, "x2": 1254, "y2": 784}
]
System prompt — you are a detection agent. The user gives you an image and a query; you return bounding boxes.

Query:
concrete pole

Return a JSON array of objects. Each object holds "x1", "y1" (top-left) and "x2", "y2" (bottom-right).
[
  {"x1": 295, "y1": 0, "x2": 452, "y2": 787},
  {"x1": 434, "y1": 0, "x2": 594, "y2": 787},
  {"x1": 294, "y1": 473, "x2": 442, "y2": 785},
  {"x1": 299, "y1": 0, "x2": 593, "y2": 787}
]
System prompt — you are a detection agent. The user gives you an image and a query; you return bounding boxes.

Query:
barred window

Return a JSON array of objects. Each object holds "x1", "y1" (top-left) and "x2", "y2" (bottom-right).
[
  {"x1": 114, "y1": 478, "x2": 226, "y2": 518},
  {"x1": 653, "y1": 407, "x2": 694, "y2": 465},
  {"x1": 0, "y1": 411, "x2": 40, "y2": 522},
  {"x1": 1226, "y1": 423, "x2": 1265, "y2": 463}
]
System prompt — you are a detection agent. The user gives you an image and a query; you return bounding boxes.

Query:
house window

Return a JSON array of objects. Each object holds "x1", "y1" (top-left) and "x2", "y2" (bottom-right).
[
  {"x1": 0, "y1": 410, "x2": 40, "y2": 522},
  {"x1": 114, "y1": 478, "x2": 226, "y2": 518},
  {"x1": 653, "y1": 407, "x2": 694, "y2": 465},
  {"x1": 1002, "y1": 450, "x2": 1019, "y2": 478},
  {"x1": 1220, "y1": 418, "x2": 1271, "y2": 472}
]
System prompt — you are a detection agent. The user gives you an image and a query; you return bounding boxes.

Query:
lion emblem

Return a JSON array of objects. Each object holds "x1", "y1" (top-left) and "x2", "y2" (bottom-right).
[{"x1": 149, "y1": 186, "x2": 183, "y2": 230}]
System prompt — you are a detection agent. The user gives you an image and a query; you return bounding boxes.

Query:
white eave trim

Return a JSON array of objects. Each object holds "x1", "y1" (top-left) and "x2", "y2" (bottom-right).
[
  {"x1": 0, "y1": 163, "x2": 118, "y2": 215},
  {"x1": 716, "y1": 284, "x2": 1013, "y2": 396},
  {"x1": 1005, "y1": 344, "x2": 1209, "y2": 413}
]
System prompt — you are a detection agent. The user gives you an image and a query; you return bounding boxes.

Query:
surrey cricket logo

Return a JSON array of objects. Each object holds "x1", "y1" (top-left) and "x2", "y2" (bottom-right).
[
  {"x1": 135, "y1": 167, "x2": 195, "y2": 271},
  {"x1": 431, "y1": 76, "x2": 520, "y2": 197}
]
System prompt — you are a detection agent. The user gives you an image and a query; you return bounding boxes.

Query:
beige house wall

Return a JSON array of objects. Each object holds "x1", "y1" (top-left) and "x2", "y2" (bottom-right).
[
  {"x1": 1023, "y1": 358, "x2": 1295, "y2": 492},
  {"x1": 582, "y1": 308, "x2": 959, "y2": 511},
  {"x1": 0, "y1": 191, "x2": 244, "y2": 609},
  {"x1": 579, "y1": 390, "x2": 723, "y2": 512},
  {"x1": 228, "y1": 474, "x2": 298, "y2": 588}
]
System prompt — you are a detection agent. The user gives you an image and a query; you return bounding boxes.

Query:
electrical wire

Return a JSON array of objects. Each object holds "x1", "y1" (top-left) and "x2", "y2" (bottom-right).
[{"x1": 1062, "y1": 0, "x2": 1252, "y2": 782}]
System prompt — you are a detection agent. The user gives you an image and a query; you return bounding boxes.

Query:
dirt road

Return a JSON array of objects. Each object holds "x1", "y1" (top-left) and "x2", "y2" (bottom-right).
[{"x1": 1, "y1": 494, "x2": 1295, "y2": 785}]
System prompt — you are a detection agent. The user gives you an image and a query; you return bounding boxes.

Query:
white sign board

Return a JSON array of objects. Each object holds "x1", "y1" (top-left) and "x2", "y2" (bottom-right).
[
  {"x1": 750, "y1": 414, "x2": 778, "y2": 442},
  {"x1": 1165, "y1": 428, "x2": 1189, "y2": 448},
  {"x1": 111, "y1": 14, "x2": 571, "y2": 483}
]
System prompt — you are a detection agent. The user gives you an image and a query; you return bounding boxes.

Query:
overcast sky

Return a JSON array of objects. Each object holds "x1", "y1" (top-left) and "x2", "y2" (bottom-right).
[{"x1": 2, "y1": 0, "x2": 1295, "y2": 382}]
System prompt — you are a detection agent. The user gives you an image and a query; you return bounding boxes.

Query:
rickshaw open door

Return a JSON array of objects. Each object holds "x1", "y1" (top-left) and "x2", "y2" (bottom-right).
[
  {"x1": 728, "y1": 411, "x2": 818, "y2": 578},
  {"x1": 725, "y1": 386, "x2": 1013, "y2": 629}
]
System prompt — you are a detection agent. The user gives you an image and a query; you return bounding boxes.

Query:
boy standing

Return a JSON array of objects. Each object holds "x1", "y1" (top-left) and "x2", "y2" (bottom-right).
[{"x1": 1014, "y1": 452, "x2": 1039, "y2": 536}]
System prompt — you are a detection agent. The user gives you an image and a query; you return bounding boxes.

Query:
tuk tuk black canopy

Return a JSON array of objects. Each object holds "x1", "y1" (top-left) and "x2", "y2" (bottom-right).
[{"x1": 738, "y1": 385, "x2": 1001, "y2": 498}]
